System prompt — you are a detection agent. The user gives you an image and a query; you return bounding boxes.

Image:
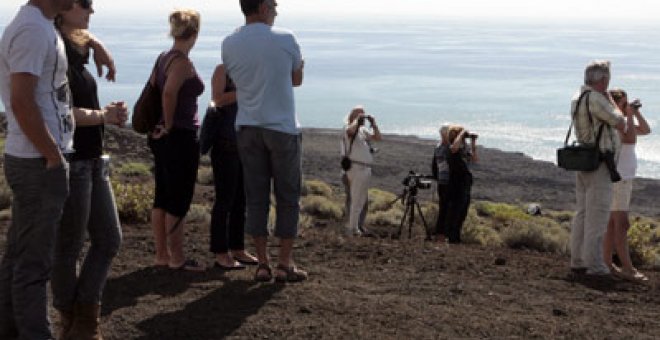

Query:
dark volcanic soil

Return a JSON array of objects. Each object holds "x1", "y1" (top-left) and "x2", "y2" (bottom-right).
[{"x1": 0, "y1": 126, "x2": 658, "y2": 339}]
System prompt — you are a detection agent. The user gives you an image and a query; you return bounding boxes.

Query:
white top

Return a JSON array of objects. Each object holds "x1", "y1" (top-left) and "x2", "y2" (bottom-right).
[
  {"x1": 222, "y1": 23, "x2": 303, "y2": 135},
  {"x1": 0, "y1": 5, "x2": 74, "y2": 158},
  {"x1": 342, "y1": 126, "x2": 373, "y2": 164},
  {"x1": 616, "y1": 143, "x2": 637, "y2": 180}
]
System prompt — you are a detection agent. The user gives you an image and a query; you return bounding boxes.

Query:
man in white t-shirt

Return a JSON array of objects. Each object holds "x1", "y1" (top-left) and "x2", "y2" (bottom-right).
[
  {"x1": 222, "y1": 0, "x2": 307, "y2": 282},
  {"x1": 0, "y1": 1, "x2": 75, "y2": 338}
]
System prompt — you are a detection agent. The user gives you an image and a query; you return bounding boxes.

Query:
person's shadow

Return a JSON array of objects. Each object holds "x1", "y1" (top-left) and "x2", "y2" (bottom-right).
[
  {"x1": 134, "y1": 278, "x2": 283, "y2": 339},
  {"x1": 102, "y1": 266, "x2": 235, "y2": 316}
]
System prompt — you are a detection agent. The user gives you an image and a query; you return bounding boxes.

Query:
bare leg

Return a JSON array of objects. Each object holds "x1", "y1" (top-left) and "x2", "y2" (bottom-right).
[
  {"x1": 253, "y1": 236, "x2": 269, "y2": 274},
  {"x1": 612, "y1": 211, "x2": 635, "y2": 273},
  {"x1": 277, "y1": 238, "x2": 294, "y2": 268},
  {"x1": 167, "y1": 214, "x2": 185, "y2": 266},
  {"x1": 603, "y1": 213, "x2": 616, "y2": 270},
  {"x1": 151, "y1": 208, "x2": 169, "y2": 266}
]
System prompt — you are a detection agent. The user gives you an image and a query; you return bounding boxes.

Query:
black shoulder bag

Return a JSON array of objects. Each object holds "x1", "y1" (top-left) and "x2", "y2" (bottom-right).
[{"x1": 557, "y1": 91, "x2": 604, "y2": 172}]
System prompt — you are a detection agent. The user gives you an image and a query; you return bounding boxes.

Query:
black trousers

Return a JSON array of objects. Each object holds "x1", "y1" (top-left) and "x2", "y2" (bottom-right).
[
  {"x1": 443, "y1": 177, "x2": 472, "y2": 243},
  {"x1": 209, "y1": 142, "x2": 246, "y2": 254},
  {"x1": 434, "y1": 183, "x2": 449, "y2": 236}
]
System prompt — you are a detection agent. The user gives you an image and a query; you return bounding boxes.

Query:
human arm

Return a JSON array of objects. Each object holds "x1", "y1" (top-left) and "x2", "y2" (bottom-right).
[
  {"x1": 631, "y1": 102, "x2": 651, "y2": 135},
  {"x1": 365, "y1": 115, "x2": 382, "y2": 141},
  {"x1": 211, "y1": 64, "x2": 236, "y2": 107},
  {"x1": 10, "y1": 73, "x2": 63, "y2": 168},
  {"x1": 595, "y1": 91, "x2": 626, "y2": 132},
  {"x1": 468, "y1": 136, "x2": 478, "y2": 163},
  {"x1": 292, "y1": 59, "x2": 304, "y2": 87},
  {"x1": 450, "y1": 129, "x2": 467, "y2": 153},
  {"x1": 72, "y1": 102, "x2": 128, "y2": 127},
  {"x1": 87, "y1": 32, "x2": 116, "y2": 82}
]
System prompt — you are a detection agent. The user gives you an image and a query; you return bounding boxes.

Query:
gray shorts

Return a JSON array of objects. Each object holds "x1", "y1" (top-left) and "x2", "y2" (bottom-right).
[{"x1": 237, "y1": 127, "x2": 301, "y2": 239}]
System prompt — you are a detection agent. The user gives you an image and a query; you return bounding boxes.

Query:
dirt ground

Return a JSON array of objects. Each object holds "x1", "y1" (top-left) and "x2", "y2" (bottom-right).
[{"x1": 0, "y1": 126, "x2": 658, "y2": 339}]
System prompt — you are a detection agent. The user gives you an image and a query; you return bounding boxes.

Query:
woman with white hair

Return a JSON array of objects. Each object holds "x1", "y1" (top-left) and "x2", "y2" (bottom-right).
[
  {"x1": 341, "y1": 105, "x2": 381, "y2": 236},
  {"x1": 431, "y1": 124, "x2": 451, "y2": 242}
]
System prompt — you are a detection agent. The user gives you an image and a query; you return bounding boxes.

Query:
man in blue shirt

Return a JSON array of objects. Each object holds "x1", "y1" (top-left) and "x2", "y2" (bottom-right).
[{"x1": 222, "y1": 0, "x2": 306, "y2": 282}]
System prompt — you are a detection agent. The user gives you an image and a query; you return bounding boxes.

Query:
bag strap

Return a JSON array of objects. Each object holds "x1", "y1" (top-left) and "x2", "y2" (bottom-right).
[
  {"x1": 344, "y1": 126, "x2": 359, "y2": 158},
  {"x1": 151, "y1": 50, "x2": 186, "y2": 86},
  {"x1": 565, "y1": 90, "x2": 598, "y2": 146}
]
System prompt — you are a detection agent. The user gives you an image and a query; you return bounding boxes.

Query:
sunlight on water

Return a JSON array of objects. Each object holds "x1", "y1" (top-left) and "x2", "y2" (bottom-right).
[{"x1": 1, "y1": 16, "x2": 659, "y2": 178}]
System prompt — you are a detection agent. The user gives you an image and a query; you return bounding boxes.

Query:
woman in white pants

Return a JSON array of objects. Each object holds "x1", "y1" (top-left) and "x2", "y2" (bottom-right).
[{"x1": 342, "y1": 106, "x2": 381, "y2": 236}]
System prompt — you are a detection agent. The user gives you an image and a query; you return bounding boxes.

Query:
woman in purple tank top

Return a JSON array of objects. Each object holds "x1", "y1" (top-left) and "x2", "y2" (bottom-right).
[{"x1": 148, "y1": 9, "x2": 205, "y2": 272}]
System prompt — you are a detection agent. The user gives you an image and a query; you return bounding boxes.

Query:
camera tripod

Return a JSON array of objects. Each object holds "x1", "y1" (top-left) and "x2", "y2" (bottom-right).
[{"x1": 390, "y1": 186, "x2": 432, "y2": 240}]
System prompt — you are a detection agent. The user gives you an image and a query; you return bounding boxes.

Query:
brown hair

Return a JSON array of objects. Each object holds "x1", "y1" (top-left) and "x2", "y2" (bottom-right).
[
  {"x1": 169, "y1": 9, "x2": 200, "y2": 40},
  {"x1": 609, "y1": 88, "x2": 627, "y2": 103},
  {"x1": 447, "y1": 125, "x2": 464, "y2": 144}
]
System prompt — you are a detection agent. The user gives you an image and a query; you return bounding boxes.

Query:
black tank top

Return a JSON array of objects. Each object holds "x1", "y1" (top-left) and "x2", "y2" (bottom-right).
[{"x1": 64, "y1": 37, "x2": 103, "y2": 161}]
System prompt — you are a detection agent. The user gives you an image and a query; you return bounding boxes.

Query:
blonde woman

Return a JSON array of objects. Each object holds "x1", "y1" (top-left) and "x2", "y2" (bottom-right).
[
  {"x1": 342, "y1": 105, "x2": 381, "y2": 236},
  {"x1": 603, "y1": 88, "x2": 651, "y2": 281},
  {"x1": 148, "y1": 9, "x2": 205, "y2": 272}
]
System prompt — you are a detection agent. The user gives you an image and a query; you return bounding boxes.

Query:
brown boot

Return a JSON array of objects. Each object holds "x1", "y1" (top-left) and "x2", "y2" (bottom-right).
[
  {"x1": 66, "y1": 303, "x2": 103, "y2": 340},
  {"x1": 56, "y1": 309, "x2": 74, "y2": 340}
]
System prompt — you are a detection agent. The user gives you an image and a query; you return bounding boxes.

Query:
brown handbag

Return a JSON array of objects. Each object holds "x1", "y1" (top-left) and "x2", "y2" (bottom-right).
[{"x1": 132, "y1": 52, "x2": 183, "y2": 134}]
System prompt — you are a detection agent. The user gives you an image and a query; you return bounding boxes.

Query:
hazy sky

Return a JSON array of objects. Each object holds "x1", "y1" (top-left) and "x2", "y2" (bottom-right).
[{"x1": 1, "y1": 0, "x2": 660, "y2": 22}]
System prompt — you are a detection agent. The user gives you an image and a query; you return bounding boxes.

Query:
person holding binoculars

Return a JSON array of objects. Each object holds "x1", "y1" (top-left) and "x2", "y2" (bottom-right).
[
  {"x1": 341, "y1": 105, "x2": 381, "y2": 237},
  {"x1": 602, "y1": 88, "x2": 651, "y2": 282},
  {"x1": 440, "y1": 125, "x2": 478, "y2": 243}
]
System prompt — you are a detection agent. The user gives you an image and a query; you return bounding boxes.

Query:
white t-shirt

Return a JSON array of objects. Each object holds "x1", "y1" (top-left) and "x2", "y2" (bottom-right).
[
  {"x1": 0, "y1": 5, "x2": 74, "y2": 158},
  {"x1": 222, "y1": 23, "x2": 303, "y2": 135}
]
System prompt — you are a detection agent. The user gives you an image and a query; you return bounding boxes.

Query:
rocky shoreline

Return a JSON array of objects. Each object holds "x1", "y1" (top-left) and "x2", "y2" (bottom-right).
[{"x1": 301, "y1": 128, "x2": 660, "y2": 217}]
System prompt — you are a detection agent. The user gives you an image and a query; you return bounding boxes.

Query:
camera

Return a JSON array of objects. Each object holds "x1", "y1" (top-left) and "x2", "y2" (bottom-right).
[
  {"x1": 630, "y1": 99, "x2": 642, "y2": 110},
  {"x1": 402, "y1": 171, "x2": 433, "y2": 190},
  {"x1": 601, "y1": 151, "x2": 621, "y2": 182},
  {"x1": 463, "y1": 131, "x2": 478, "y2": 139}
]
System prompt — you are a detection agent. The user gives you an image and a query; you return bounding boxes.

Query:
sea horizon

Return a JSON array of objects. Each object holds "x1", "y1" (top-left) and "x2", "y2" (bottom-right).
[{"x1": 1, "y1": 14, "x2": 659, "y2": 178}]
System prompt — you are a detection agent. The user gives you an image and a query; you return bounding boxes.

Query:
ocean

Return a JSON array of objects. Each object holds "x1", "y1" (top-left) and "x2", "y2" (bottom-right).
[{"x1": 1, "y1": 14, "x2": 659, "y2": 178}]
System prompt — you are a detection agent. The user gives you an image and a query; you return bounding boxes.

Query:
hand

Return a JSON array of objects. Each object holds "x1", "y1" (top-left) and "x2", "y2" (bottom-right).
[
  {"x1": 102, "y1": 102, "x2": 128, "y2": 126},
  {"x1": 45, "y1": 152, "x2": 65, "y2": 169},
  {"x1": 151, "y1": 124, "x2": 169, "y2": 140},
  {"x1": 90, "y1": 38, "x2": 116, "y2": 82}
]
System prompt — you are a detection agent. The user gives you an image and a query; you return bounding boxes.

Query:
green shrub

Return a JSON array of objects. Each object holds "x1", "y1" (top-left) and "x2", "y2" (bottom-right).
[
  {"x1": 302, "y1": 179, "x2": 333, "y2": 197},
  {"x1": 365, "y1": 207, "x2": 404, "y2": 228},
  {"x1": 0, "y1": 174, "x2": 11, "y2": 211},
  {"x1": 501, "y1": 219, "x2": 569, "y2": 254},
  {"x1": 368, "y1": 188, "x2": 398, "y2": 212},
  {"x1": 463, "y1": 223, "x2": 503, "y2": 247},
  {"x1": 474, "y1": 201, "x2": 531, "y2": 223},
  {"x1": 301, "y1": 195, "x2": 343, "y2": 220},
  {"x1": 628, "y1": 221, "x2": 660, "y2": 266},
  {"x1": 186, "y1": 204, "x2": 210, "y2": 224},
  {"x1": 299, "y1": 213, "x2": 314, "y2": 229},
  {"x1": 115, "y1": 162, "x2": 151, "y2": 177},
  {"x1": 112, "y1": 181, "x2": 153, "y2": 224},
  {"x1": 197, "y1": 166, "x2": 214, "y2": 186}
]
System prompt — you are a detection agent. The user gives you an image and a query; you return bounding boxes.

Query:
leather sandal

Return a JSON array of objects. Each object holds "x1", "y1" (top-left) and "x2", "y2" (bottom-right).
[
  {"x1": 254, "y1": 263, "x2": 273, "y2": 282},
  {"x1": 275, "y1": 264, "x2": 308, "y2": 283}
]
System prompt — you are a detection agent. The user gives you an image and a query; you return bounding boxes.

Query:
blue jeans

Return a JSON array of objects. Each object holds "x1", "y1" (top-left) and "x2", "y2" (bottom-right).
[
  {"x1": 0, "y1": 155, "x2": 69, "y2": 340},
  {"x1": 51, "y1": 158, "x2": 122, "y2": 311},
  {"x1": 237, "y1": 127, "x2": 301, "y2": 239}
]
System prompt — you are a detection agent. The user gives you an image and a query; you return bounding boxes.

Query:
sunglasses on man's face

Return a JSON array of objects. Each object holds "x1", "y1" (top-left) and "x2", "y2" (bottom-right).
[{"x1": 77, "y1": 0, "x2": 93, "y2": 10}]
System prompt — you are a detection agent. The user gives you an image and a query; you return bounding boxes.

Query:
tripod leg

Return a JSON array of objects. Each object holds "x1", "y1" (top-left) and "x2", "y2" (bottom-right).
[
  {"x1": 408, "y1": 201, "x2": 415, "y2": 238},
  {"x1": 395, "y1": 199, "x2": 410, "y2": 239},
  {"x1": 414, "y1": 201, "x2": 432, "y2": 240}
]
